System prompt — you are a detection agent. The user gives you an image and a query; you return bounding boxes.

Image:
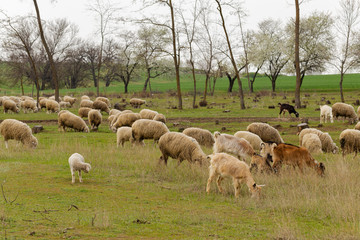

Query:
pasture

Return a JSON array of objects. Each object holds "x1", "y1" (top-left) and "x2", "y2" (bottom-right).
[{"x1": 0, "y1": 87, "x2": 360, "y2": 239}]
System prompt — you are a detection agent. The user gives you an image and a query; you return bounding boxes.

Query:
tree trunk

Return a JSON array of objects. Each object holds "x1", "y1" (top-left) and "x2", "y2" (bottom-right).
[
  {"x1": 226, "y1": 72, "x2": 235, "y2": 93},
  {"x1": 190, "y1": 61, "x2": 197, "y2": 108},
  {"x1": 203, "y1": 74, "x2": 210, "y2": 102},
  {"x1": 294, "y1": 0, "x2": 301, "y2": 108},
  {"x1": 33, "y1": 0, "x2": 59, "y2": 102},
  {"x1": 340, "y1": 72, "x2": 345, "y2": 102},
  {"x1": 271, "y1": 80, "x2": 276, "y2": 92}
]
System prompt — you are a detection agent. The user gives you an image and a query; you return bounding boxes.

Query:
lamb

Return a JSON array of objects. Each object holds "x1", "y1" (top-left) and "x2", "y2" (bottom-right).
[
  {"x1": 339, "y1": 129, "x2": 360, "y2": 159},
  {"x1": 59, "y1": 101, "x2": 71, "y2": 108},
  {"x1": 139, "y1": 109, "x2": 158, "y2": 119},
  {"x1": 158, "y1": 132, "x2": 208, "y2": 166},
  {"x1": 78, "y1": 107, "x2": 92, "y2": 118},
  {"x1": 21, "y1": 99, "x2": 38, "y2": 113},
  {"x1": 131, "y1": 119, "x2": 169, "y2": 145},
  {"x1": 332, "y1": 102, "x2": 358, "y2": 124},
  {"x1": 129, "y1": 98, "x2": 146, "y2": 108},
  {"x1": 3, "y1": 99, "x2": 20, "y2": 113},
  {"x1": 63, "y1": 96, "x2": 77, "y2": 107},
  {"x1": 0, "y1": 119, "x2": 38, "y2": 149},
  {"x1": 58, "y1": 110, "x2": 89, "y2": 132},
  {"x1": 247, "y1": 122, "x2": 284, "y2": 144},
  {"x1": 301, "y1": 133, "x2": 323, "y2": 154},
  {"x1": 298, "y1": 128, "x2": 338, "y2": 153},
  {"x1": 320, "y1": 105, "x2": 333, "y2": 123},
  {"x1": 111, "y1": 113, "x2": 141, "y2": 132},
  {"x1": 116, "y1": 126, "x2": 136, "y2": 147},
  {"x1": 46, "y1": 99, "x2": 60, "y2": 113},
  {"x1": 68, "y1": 153, "x2": 91, "y2": 184},
  {"x1": 260, "y1": 142, "x2": 325, "y2": 176},
  {"x1": 213, "y1": 132, "x2": 255, "y2": 161},
  {"x1": 206, "y1": 153, "x2": 263, "y2": 199},
  {"x1": 95, "y1": 96, "x2": 111, "y2": 107},
  {"x1": 234, "y1": 131, "x2": 263, "y2": 151},
  {"x1": 153, "y1": 113, "x2": 166, "y2": 123},
  {"x1": 88, "y1": 109, "x2": 102, "y2": 130},
  {"x1": 182, "y1": 127, "x2": 214, "y2": 148},
  {"x1": 249, "y1": 154, "x2": 273, "y2": 174},
  {"x1": 80, "y1": 99, "x2": 94, "y2": 108},
  {"x1": 92, "y1": 100, "x2": 110, "y2": 114}
]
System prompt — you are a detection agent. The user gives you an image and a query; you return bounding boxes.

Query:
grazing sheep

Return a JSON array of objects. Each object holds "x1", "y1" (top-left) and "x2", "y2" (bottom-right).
[
  {"x1": 78, "y1": 107, "x2": 92, "y2": 118},
  {"x1": 39, "y1": 98, "x2": 48, "y2": 110},
  {"x1": 301, "y1": 133, "x2": 323, "y2": 154},
  {"x1": 298, "y1": 128, "x2": 338, "y2": 153},
  {"x1": 260, "y1": 142, "x2": 325, "y2": 176},
  {"x1": 139, "y1": 109, "x2": 158, "y2": 119},
  {"x1": 320, "y1": 105, "x2": 333, "y2": 123},
  {"x1": 80, "y1": 99, "x2": 94, "y2": 108},
  {"x1": 59, "y1": 101, "x2": 71, "y2": 108},
  {"x1": 130, "y1": 98, "x2": 146, "y2": 108},
  {"x1": 339, "y1": 129, "x2": 360, "y2": 158},
  {"x1": 92, "y1": 100, "x2": 110, "y2": 114},
  {"x1": 3, "y1": 99, "x2": 20, "y2": 113},
  {"x1": 21, "y1": 96, "x2": 34, "y2": 101},
  {"x1": 58, "y1": 110, "x2": 89, "y2": 133},
  {"x1": 109, "y1": 109, "x2": 121, "y2": 116},
  {"x1": 234, "y1": 131, "x2": 263, "y2": 151},
  {"x1": 81, "y1": 95, "x2": 90, "y2": 101},
  {"x1": 0, "y1": 96, "x2": 9, "y2": 106},
  {"x1": 250, "y1": 154, "x2": 273, "y2": 174},
  {"x1": 182, "y1": 127, "x2": 214, "y2": 148},
  {"x1": 153, "y1": 113, "x2": 166, "y2": 123},
  {"x1": 158, "y1": 132, "x2": 208, "y2": 166},
  {"x1": 131, "y1": 119, "x2": 169, "y2": 145},
  {"x1": 63, "y1": 96, "x2": 77, "y2": 107},
  {"x1": 21, "y1": 99, "x2": 38, "y2": 113},
  {"x1": 88, "y1": 109, "x2": 102, "y2": 130},
  {"x1": 49, "y1": 95, "x2": 62, "y2": 101},
  {"x1": 332, "y1": 102, "x2": 358, "y2": 124},
  {"x1": 9, "y1": 96, "x2": 21, "y2": 106},
  {"x1": 206, "y1": 153, "x2": 263, "y2": 198},
  {"x1": 116, "y1": 126, "x2": 136, "y2": 147},
  {"x1": 95, "y1": 96, "x2": 111, "y2": 107},
  {"x1": 68, "y1": 153, "x2": 91, "y2": 183},
  {"x1": 213, "y1": 132, "x2": 255, "y2": 161},
  {"x1": 46, "y1": 99, "x2": 60, "y2": 113},
  {"x1": 247, "y1": 122, "x2": 284, "y2": 144},
  {"x1": 0, "y1": 119, "x2": 38, "y2": 149},
  {"x1": 111, "y1": 113, "x2": 141, "y2": 132}
]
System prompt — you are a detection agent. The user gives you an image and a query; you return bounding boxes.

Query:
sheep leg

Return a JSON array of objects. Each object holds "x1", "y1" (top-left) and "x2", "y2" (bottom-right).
[
  {"x1": 233, "y1": 178, "x2": 241, "y2": 198},
  {"x1": 216, "y1": 176, "x2": 224, "y2": 194},
  {"x1": 4, "y1": 140, "x2": 8, "y2": 149},
  {"x1": 78, "y1": 170, "x2": 82, "y2": 183},
  {"x1": 71, "y1": 169, "x2": 75, "y2": 183},
  {"x1": 206, "y1": 169, "x2": 217, "y2": 194}
]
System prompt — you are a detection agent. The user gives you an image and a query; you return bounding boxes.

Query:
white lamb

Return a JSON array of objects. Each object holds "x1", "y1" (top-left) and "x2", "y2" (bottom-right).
[
  {"x1": 320, "y1": 105, "x2": 333, "y2": 123},
  {"x1": 68, "y1": 153, "x2": 91, "y2": 184}
]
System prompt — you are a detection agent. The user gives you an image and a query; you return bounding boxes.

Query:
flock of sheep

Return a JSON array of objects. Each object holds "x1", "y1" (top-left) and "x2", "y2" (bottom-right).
[{"x1": 1, "y1": 94, "x2": 360, "y2": 199}]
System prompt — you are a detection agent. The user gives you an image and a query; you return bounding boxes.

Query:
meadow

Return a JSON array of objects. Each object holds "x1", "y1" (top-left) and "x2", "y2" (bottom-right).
[{"x1": 0, "y1": 73, "x2": 360, "y2": 239}]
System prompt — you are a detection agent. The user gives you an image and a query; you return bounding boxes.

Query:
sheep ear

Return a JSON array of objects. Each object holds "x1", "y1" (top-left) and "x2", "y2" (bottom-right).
[{"x1": 260, "y1": 142, "x2": 265, "y2": 149}]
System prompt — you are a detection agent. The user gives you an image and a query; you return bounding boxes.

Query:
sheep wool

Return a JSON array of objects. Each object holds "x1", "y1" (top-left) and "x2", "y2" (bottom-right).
[
  {"x1": 63, "y1": 96, "x2": 77, "y2": 106},
  {"x1": 116, "y1": 126, "x2": 135, "y2": 147},
  {"x1": 234, "y1": 131, "x2": 263, "y2": 151},
  {"x1": 21, "y1": 99, "x2": 38, "y2": 113},
  {"x1": 80, "y1": 99, "x2": 94, "y2": 108},
  {"x1": 46, "y1": 99, "x2": 60, "y2": 113},
  {"x1": 92, "y1": 100, "x2": 110, "y2": 114},
  {"x1": 299, "y1": 128, "x2": 338, "y2": 153},
  {"x1": 153, "y1": 113, "x2": 166, "y2": 123},
  {"x1": 3, "y1": 99, "x2": 20, "y2": 113},
  {"x1": 88, "y1": 109, "x2": 102, "y2": 130},
  {"x1": 247, "y1": 122, "x2": 284, "y2": 144},
  {"x1": 111, "y1": 113, "x2": 141, "y2": 132},
  {"x1": 339, "y1": 129, "x2": 360, "y2": 158},
  {"x1": 301, "y1": 133, "x2": 323, "y2": 154},
  {"x1": 0, "y1": 119, "x2": 38, "y2": 148},
  {"x1": 78, "y1": 107, "x2": 92, "y2": 118},
  {"x1": 182, "y1": 127, "x2": 214, "y2": 148},
  {"x1": 129, "y1": 98, "x2": 146, "y2": 108},
  {"x1": 332, "y1": 102, "x2": 358, "y2": 124},
  {"x1": 320, "y1": 105, "x2": 333, "y2": 123},
  {"x1": 58, "y1": 110, "x2": 89, "y2": 133},
  {"x1": 139, "y1": 109, "x2": 158, "y2": 119},
  {"x1": 131, "y1": 119, "x2": 169, "y2": 145},
  {"x1": 68, "y1": 153, "x2": 91, "y2": 183},
  {"x1": 95, "y1": 97, "x2": 111, "y2": 107},
  {"x1": 109, "y1": 109, "x2": 121, "y2": 116}
]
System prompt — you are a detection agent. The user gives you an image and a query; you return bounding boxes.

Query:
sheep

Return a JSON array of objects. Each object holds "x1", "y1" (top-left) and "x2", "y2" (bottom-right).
[
  {"x1": 260, "y1": 142, "x2": 325, "y2": 176},
  {"x1": 131, "y1": 119, "x2": 169, "y2": 145},
  {"x1": 95, "y1": 96, "x2": 111, "y2": 107},
  {"x1": 81, "y1": 95, "x2": 90, "y2": 101},
  {"x1": 339, "y1": 129, "x2": 360, "y2": 159},
  {"x1": 116, "y1": 126, "x2": 136, "y2": 147},
  {"x1": 9, "y1": 96, "x2": 21, "y2": 106},
  {"x1": 0, "y1": 119, "x2": 38, "y2": 149},
  {"x1": 21, "y1": 99, "x2": 38, "y2": 113},
  {"x1": 182, "y1": 127, "x2": 214, "y2": 148},
  {"x1": 46, "y1": 99, "x2": 60, "y2": 113},
  {"x1": 355, "y1": 122, "x2": 360, "y2": 130},
  {"x1": 247, "y1": 122, "x2": 284, "y2": 144},
  {"x1": 3, "y1": 99, "x2": 20, "y2": 113},
  {"x1": 58, "y1": 110, "x2": 89, "y2": 133},
  {"x1": 249, "y1": 153, "x2": 273, "y2": 174},
  {"x1": 92, "y1": 100, "x2": 110, "y2": 114},
  {"x1": 332, "y1": 102, "x2": 358, "y2": 124},
  {"x1": 206, "y1": 153, "x2": 263, "y2": 199},
  {"x1": 153, "y1": 113, "x2": 166, "y2": 123},
  {"x1": 88, "y1": 109, "x2": 102, "y2": 130},
  {"x1": 0, "y1": 96, "x2": 9, "y2": 106},
  {"x1": 301, "y1": 133, "x2": 323, "y2": 154},
  {"x1": 68, "y1": 153, "x2": 91, "y2": 183},
  {"x1": 21, "y1": 96, "x2": 34, "y2": 101},
  {"x1": 320, "y1": 105, "x2": 333, "y2": 123},
  {"x1": 109, "y1": 109, "x2": 121, "y2": 116},
  {"x1": 59, "y1": 101, "x2": 71, "y2": 108},
  {"x1": 129, "y1": 98, "x2": 146, "y2": 108},
  {"x1": 49, "y1": 95, "x2": 62, "y2": 101},
  {"x1": 78, "y1": 107, "x2": 92, "y2": 118},
  {"x1": 111, "y1": 113, "x2": 141, "y2": 132},
  {"x1": 158, "y1": 132, "x2": 208, "y2": 166},
  {"x1": 80, "y1": 99, "x2": 94, "y2": 108},
  {"x1": 109, "y1": 110, "x2": 134, "y2": 129},
  {"x1": 139, "y1": 109, "x2": 158, "y2": 119},
  {"x1": 63, "y1": 96, "x2": 77, "y2": 107},
  {"x1": 213, "y1": 132, "x2": 255, "y2": 161},
  {"x1": 39, "y1": 98, "x2": 48, "y2": 110},
  {"x1": 298, "y1": 128, "x2": 338, "y2": 153},
  {"x1": 234, "y1": 131, "x2": 263, "y2": 151}
]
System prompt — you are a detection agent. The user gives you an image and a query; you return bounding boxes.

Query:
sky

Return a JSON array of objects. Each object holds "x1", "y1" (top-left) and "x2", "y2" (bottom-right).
[{"x1": 0, "y1": 0, "x2": 341, "y2": 39}]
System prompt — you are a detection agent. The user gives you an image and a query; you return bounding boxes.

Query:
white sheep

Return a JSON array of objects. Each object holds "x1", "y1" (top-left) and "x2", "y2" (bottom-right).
[
  {"x1": 182, "y1": 127, "x2": 214, "y2": 148},
  {"x1": 80, "y1": 99, "x2": 94, "y2": 108},
  {"x1": 234, "y1": 131, "x2": 263, "y2": 151},
  {"x1": 153, "y1": 113, "x2": 166, "y2": 123},
  {"x1": 116, "y1": 126, "x2": 136, "y2": 147},
  {"x1": 320, "y1": 105, "x2": 333, "y2": 123},
  {"x1": 81, "y1": 95, "x2": 90, "y2": 101},
  {"x1": 129, "y1": 98, "x2": 146, "y2": 108},
  {"x1": 109, "y1": 109, "x2": 121, "y2": 116},
  {"x1": 339, "y1": 129, "x2": 360, "y2": 159},
  {"x1": 58, "y1": 110, "x2": 89, "y2": 132},
  {"x1": 88, "y1": 109, "x2": 102, "y2": 130},
  {"x1": 68, "y1": 153, "x2": 91, "y2": 183},
  {"x1": 111, "y1": 113, "x2": 141, "y2": 132},
  {"x1": 131, "y1": 119, "x2": 169, "y2": 145},
  {"x1": 63, "y1": 96, "x2": 77, "y2": 107},
  {"x1": 46, "y1": 99, "x2": 60, "y2": 113},
  {"x1": 332, "y1": 102, "x2": 358, "y2": 124},
  {"x1": 301, "y1": 133, "x2": 323, "y2": 154},
  {"x1": 247, "y1": 122, "x2": 284, "y2": 144},
  {"x1": 59, "y1": 101, "x2": 71, "y2": 109},
  {"x1": 95, "y1": 96, "x2": 111, "y2": 107},
  {"x1": 299, "y1": 128, "x2": 338, "y2": 153},
  {"x1": 0, "y1": 119, "x2": 38, "y2": 148},
  {"x1": 206, "y1": 153, "x2": 263, "y2": 198},
  {"x1": 92, "y1": 100, "x2": 110, "y2": 114},
  {"x1": 139, "y1": 109, "x2": 158, "y2": 119},
  {"x1": 78, "y1": 107, "x2": 92, "y2": 118},
  {"x1": 21, "y1": 99, "x2": 38, "y2": 113},
  {"x1": 3, "y1": 99, "x2": 20, "y2": 113}
]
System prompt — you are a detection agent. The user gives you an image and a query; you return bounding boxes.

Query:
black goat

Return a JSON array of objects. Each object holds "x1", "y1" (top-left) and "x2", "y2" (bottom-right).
[{"x1": 278, "y1": 103, "x2": 299, "y2": 118}]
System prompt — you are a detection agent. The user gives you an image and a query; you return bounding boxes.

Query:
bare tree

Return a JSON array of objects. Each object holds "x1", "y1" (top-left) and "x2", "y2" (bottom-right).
[
  {"x1": 294, "y1": 0, "x2": 301, "y2": 108},
  {"x1": 83, "y1": 41, "x2": 100, "y2": 87}
]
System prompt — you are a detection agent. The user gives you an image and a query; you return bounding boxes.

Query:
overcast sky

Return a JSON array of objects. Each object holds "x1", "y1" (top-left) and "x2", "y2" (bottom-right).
[{"x1": 1, "y1": 0, "x2": 340, "y2": 39}]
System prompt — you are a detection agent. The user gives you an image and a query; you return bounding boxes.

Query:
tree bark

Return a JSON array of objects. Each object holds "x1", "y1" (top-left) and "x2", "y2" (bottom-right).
[{"x1": 294, "y1": 0, "x2": 301, "y2": 108}]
